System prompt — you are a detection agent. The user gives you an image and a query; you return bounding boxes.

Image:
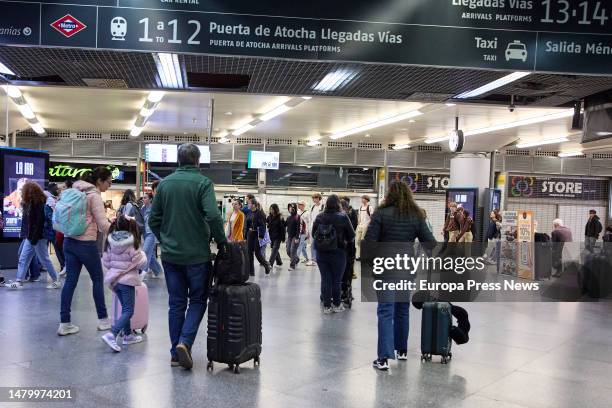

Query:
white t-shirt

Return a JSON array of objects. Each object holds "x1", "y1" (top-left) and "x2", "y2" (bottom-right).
[
  {"x1": 309, "y1": 203, "x2": 324, "y2": 232},
  {"x1": 359, "y1": 205, "x2": 372, "y2": 226}
]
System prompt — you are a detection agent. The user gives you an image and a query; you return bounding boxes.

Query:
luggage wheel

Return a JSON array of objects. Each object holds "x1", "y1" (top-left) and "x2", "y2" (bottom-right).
[
  {"x1": 206, "y1": 361, "x2": 214, "y2": 371},
  {"x1": 441, "y1": 356, "x2": 450, "y2": 364},
  {"x1": 254, "y1": 356, "x2": 260, "y2": 366},
  {"x1": 233, "y1": 365, "x2": 241, "y2": 374}
]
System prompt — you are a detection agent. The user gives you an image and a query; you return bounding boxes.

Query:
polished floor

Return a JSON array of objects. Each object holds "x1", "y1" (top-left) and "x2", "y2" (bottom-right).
[{"x1": 1, "y1": 253, "x2": 612, "y2": 408}]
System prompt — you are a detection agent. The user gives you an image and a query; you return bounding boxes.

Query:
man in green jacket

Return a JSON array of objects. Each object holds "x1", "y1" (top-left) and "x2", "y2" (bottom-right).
[{"x1": 149, "y1": 143, "x2": 227, "y2": 370}]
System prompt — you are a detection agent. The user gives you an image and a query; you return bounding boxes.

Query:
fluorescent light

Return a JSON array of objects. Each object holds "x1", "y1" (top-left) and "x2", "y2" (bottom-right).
[
  {"x1": 445, "y1": 103, "x2": 456, "y2": 107},
  {"x1": 5, "y1": 85, "x2": 22, "y2": 99},
  {"x1": 218, "y1": 137, "x2": 230, "y2": 144},
  {"x1": 16, "y1": 104, "x2": 35, "y2": 120},
  {"x1": 147, "y1": 91, "x2": 165, "y2": 103},
  {"x1": 455, "y1": 72, "x2": 530, "y2": 99},
  {"x1": 130, "y1": 127, "x2": 144, "y2": 137},
  {"x1": 306, "y1": 140, "x2": 321, "y2": 146},
  {"x1": 154, "y1": 53, "x2": 183, "y2": 89},
  {"x1": 232, "y1": 124, "x2": 255, "y2": 136},
  {"x1": 139, "y1": 107, "x2": 154, "y2": 117},
  {"x1": 558, "y1": 151, "x2": 583, "y2": 157},
  {"x1": 393, "y1": 144, "x2": 411, "y2": 150},
  {"x1": 425, "y1": 109, "x2": 575, "y2": 144},
  {"x1": 515, "y1": 136, "x2": 569, "y2": 149},
  {"x1": 30, "y1": 122, "x2": 45, "y2": 134},
  {"x1": 301, "y1": 96, "x2": 312, "y2": 100},
  {"x1": 330, "y1": 110, "x2": 423, "y2": 140},
  {"x1": 259, "y1": 104, "x2": 292, "y2": 122},
  {"x1": 313, "y1": 69, "x2": 358, "y2": 92},
  {"x1": 0, "y1": 61, "x2": 15, "y2": 76},
  {"x1": 596, "y1": 131, "x2": 612, "y2": 137}
]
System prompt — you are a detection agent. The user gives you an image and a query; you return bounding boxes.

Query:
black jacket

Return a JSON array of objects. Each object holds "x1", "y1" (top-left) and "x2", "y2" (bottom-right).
[
  {"x1": 347, "y1": 208, "x2": 358, "y2": 230},
  {"x1": 267, "y1": 214, "x2": 286, "y2": 242},
  {"x1": 364, "y1": 206, "x2": 436, "y2": 245},
  {"x1": 486, "y1": 219, "x2": 501, "y2": 240},
  {"x1": 312, "y1": 211, "x2": 355, "y2": 250},
  {"x1": 585, "y1": 216, "x2": 603, "y2": 238},
  {"x1": 245, "y1": 209, "x2": 267, "y2": 239},
  {"x1": 286, "y1": 214, "x2": 301, "y2": 240},
  {"x1": 20, "y1": 202, "x2": 45, "y2": 245}
]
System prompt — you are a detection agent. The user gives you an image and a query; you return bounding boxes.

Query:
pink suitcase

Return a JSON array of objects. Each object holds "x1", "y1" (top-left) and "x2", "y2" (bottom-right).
[{"x1": 111, "y1": 283, "x2": 149, "y2": 334}]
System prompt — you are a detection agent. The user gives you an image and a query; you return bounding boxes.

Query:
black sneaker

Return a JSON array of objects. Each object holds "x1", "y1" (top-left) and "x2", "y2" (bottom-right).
[
  {"x1": 396, "y1": 350, "x2": 408, "y2": 360},
  {"x1": 372, "y1": 358, "x2": 389, "y2": 371},
  {"x1": 176, "y1": 343, "x2": 193, "y2": 370},
  {"x1": 0, "y1": 277, "x2": 5, "y2": 287}
]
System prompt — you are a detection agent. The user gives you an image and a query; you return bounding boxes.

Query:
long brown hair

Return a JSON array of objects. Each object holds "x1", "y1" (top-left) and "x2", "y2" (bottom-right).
[
  {"x1": 105, "y1": 215, "x2": 141, "y2": 251},
  {"x1": 379, "y1": 181, "x2": 425, "y2": 219},
  {"x1": 21, "y1": 182, "x2": 46, "y2": 206}
]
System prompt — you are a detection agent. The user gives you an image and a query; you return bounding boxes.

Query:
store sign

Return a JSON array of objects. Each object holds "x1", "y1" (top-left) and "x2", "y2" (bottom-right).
[
  {"x1": 508, "y1": 175, "x2": 609, "y2": 200},
  {"x1": 0, "y1": 0, "x2": 610, "y2": 74},
  {"x1": 48, "y1": 163, "x2": 125, "y2": 182},
  {"x1": 390, "y1": 172, "x2": 450, "y2": 195}
]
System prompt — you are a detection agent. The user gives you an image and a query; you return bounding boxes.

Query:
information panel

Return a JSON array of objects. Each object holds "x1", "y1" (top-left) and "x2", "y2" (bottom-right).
[
  {"x1": 0, "y1": 0, "x2": 610, "y2": 74},
  {"x1": 144, "y1": 144, "x2": 178, "y2": 163},
  {"x1": 248, "y1": 151, "x2": 279, "y2": 170}
]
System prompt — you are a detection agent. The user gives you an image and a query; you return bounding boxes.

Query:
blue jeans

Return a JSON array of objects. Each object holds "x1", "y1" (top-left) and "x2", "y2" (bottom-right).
[
  {"x1": 310, "y1": 240, "x2": 317, "y2": 262},
  {"x1": 298, "y1": 234, "x2": 309, "y2": 261},
  {"x1": 143, "y1": 234, "x2": 162, "y2": 276},
  {"x1": 377, "y1": 301, "x2": 410, "y2": 360},
  {"x1": 111, "y1": 284, "x2": 135, "y2": 336},
  {"x1": 162, "y1": 261, "x2": 211, "y2": 358},
  {"x1": 17, "y1": 239, "x2": 58, "y2": 282},
  {"x1": 18, "y1": 239, "x2": 41, "y2": 281},
  {"x1": 316, "y1": 248, "x2": 346, "y2": 307},
  {"x1": 60, "y1": 238, "x2": 108, "y2": 323}
]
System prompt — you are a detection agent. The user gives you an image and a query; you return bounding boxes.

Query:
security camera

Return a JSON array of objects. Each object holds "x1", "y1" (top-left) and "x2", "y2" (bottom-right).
[{"x1": 508, "y1": 104, "x2": 516, "y2": 113}]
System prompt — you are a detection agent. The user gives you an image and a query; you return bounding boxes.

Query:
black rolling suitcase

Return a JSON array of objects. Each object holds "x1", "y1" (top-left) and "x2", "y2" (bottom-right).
[
  {"x1": 206, "y1": 282, "x2": 262, "y2": 374},
  {"x1": 534, "y1": 233, "x2": 552, "y2": 280},
  {"x1": 420, "y1": 301, "x2": 453, "y2": 364},
  {"x1": 578, "y1": 254, "x2": 612, "y2": 299}
]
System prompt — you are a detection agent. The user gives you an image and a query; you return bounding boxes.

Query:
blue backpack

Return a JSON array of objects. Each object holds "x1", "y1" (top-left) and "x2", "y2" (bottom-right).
[{"x1": 53, "y1": 188, "x2": 88, "y2": 237}]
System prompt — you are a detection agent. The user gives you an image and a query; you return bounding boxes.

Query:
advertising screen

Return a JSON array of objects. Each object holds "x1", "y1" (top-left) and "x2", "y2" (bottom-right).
[
  {"x1": 198, "y1": 145, "x2": 211, "y2": 164},
  {"x1": 248, "y1": 151, "x2": 279, "y2": 170},
  {"x1": 144, "y1": 144, "x2": 178, "y2": 163},
  {"x1": 1, "y1": 149, "x2": 49, "y2": 239},
  {"x1": 446, "y1": 188, "x2": 478, "y2": 219}
]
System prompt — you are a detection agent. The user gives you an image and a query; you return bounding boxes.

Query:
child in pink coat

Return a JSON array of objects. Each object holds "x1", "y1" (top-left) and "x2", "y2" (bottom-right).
[{"x1": 101, "y1": 216, "x2": 147, "y2": 352}]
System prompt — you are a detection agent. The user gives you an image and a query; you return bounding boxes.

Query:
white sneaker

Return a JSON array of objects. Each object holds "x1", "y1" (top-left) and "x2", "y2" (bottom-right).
[
  {"x1": 8, "y1": 280, "x2": 23, "y2": 290},
  {"x1": 46, "y1": 281, "x2": 61, "y2": 290},
  {"x1": 123, "y1": 334, "x2": 143, "y2": 345},
  {"x1": 288, "y1": 266, "x2": 295, "y2": 271},
  {"x1": 305, "y1": 261, "x2": 315, "y2": 266},
  {"x1": 97, "y1": 318, "x2": 111, "y2": 331},
  {"x1": 102, "y1": 332, "x2": 121, "y2": 352},
  {"x1": 332, "y1": 304, "x2": 346, "y2": 313},
  {"x1": 323, "y1": 307, "x2": 333, "y2": 314},
  {"x1": 59, "y1": 268, "x2": 66, "y2": 277},
  {"x1": 57, "y1": 323, "x2": 80, "y2": 336}
]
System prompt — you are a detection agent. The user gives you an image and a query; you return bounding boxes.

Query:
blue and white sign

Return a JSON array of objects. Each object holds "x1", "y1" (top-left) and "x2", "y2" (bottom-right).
[{"x1": 248, "y1": 151, "x2": 279, "y2": 170}]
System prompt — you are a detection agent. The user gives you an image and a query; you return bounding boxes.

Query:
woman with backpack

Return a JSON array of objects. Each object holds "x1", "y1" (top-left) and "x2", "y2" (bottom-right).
[
  {"x1": 312, "y1": 195, "x2": 355, "y2": 314},
  {"x1": 118, "y1": 190, "x2": 145, "y2": 236},
  {"x1": 8, "y1": 182, "x2": 61, "y2": 290},
  {"x1": 58, "y1": 167, "x2": 113, "y2": 336},
  {"x1": 364, "y1": 181, "x2": 435, "y2": 371},
  {"x1": 286, "y1": 203, "x2": 301, "y2": 271},
  {"x1": 267, "y1": 204, "x2": 285, "y2": 269}
]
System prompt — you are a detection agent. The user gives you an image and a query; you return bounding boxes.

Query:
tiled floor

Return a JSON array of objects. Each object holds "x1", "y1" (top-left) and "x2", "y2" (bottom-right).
[{"x1": 1, "y1": 256, "x2": 612, "y2": 408}]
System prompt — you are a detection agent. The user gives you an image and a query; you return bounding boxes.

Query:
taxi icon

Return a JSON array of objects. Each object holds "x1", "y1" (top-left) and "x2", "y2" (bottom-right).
[{"x1": 505, "y1": 41, "x2": 527, "y2": 62}]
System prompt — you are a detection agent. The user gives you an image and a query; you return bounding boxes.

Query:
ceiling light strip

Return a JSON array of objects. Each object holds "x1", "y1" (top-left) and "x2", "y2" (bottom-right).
[
  {"x1": 154, "y1": 53, "x2": 184, "y2": 89},
  {"x1": 558, "y1": 151, "x2": 584, "y2": 157},
  {"x1": 454, "y1": 72, "x2": 530, "y2": 99},
  {"x1": 515, "y1": 136, "x2": 569, "y2": 149},
  {"x1": 329, "y1": 110, "x2": 423, "y2": 140},
  {"x1": 228, "y1": 97, "x2": 310, "y2": 137},
  {"x1": 130, "y1": 91, "x2": 165, "y2": 137},
  {"x1": 2, "y1": 85, "x2": 45, "y2": 135}
]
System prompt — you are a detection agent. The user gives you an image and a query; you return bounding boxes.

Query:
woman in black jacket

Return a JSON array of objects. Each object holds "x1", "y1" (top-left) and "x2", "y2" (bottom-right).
[
  {"x1": 312, "y1": 195, "x2": 355, "y2": 314},
  {"x1": 364, "y1": 181, "x2": 436, "y2": 371},
  {"x1": 286, "y1": 203, "x2": 301, "y2": 271},
  {"x1": 9, "y1": 182, "x2": 61, "y2": 289},
  {"x1": 244, "y1": 198, "x2": 271, "y2": 275},
  {"x1": 266, "y1": 204, "x2": 285, "y2": 268}
]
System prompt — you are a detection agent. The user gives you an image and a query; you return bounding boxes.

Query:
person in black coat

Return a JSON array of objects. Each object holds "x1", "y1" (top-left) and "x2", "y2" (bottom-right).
[
  {"x1": 340, "y1": 197, "x2": 358, "y2": 302},
  {"x1": 285, "y1": 203, "x2": 301, "y2": 270},
  {"x1": 585, "y1": 209, "x2": 603, "y2": 253},
  {"x1": 8, "y1": 182, "x2": 61, "y2": 289},
  {"x1": 364, "y1": 181, "x2": 436, "y2": 371},
  {"x1": 312, "y1": 195, "x2": 355, "y2": 313},
  {"x1": 266, "y1": 204, "x2": 286, "y2": 268},
  {"x1": 244, "y1": 198, "x2": 271, "y2": 275}
]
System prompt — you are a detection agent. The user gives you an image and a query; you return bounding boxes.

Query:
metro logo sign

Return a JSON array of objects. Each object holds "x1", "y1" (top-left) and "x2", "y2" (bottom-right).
[{"x1": 50, "y1": 14, "x2": 87, "y2": 38}]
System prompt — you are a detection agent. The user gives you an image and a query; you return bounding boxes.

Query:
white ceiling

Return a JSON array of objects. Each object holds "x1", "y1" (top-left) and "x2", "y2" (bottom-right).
[{"x1": 0, "y1": 85, "x2": 606, "y2": 154}]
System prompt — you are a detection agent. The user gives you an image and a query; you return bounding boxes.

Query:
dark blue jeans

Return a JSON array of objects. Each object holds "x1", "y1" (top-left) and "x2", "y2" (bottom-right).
[
  {"x1": 111, "y1": 284, "x2": 135, "y2": 336},
  {"x1": 377, "y1": 301, "x2": 410, "y2": 360},
  {"x1": 162, "y1": 261, "x2": 211, "y2": 358},
  {"x1": 60, "y1": 238, "x2": 108, "y2": 323},
  {"x1": 18, "y1": 239, "x2": 41, "y2": 281},
  {"x1": 316, "y1": 248, "x2": 346, "y2": 308}
]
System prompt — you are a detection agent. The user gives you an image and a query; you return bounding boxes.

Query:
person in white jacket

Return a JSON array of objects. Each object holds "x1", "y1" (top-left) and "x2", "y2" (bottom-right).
[
  {"x1": 355, "y1": 195, "x2": 372, "y2": 260},
  {"x1": 306, "y1": 193, "x2": 324, "y2": 266}
]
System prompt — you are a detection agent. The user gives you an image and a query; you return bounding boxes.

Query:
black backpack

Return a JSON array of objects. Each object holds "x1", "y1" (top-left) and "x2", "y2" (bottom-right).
[
  {"x1": 118, "y1": 202, "x2": 145, "y2": 234},
  {"x1": 314, "y1": 223, "x2": 338, "y2": 252},
  {"x1": 213, "y1": 241, "x2": 249, "y2": 285}
]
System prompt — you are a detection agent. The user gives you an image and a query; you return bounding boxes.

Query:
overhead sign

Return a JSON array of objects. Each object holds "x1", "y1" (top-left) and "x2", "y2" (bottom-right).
[
  {"x1": 0, "y1": 0, "x2": 610, "y2": 74},
  {"x1": 508, "y1": 175, "x2": 609, "y2": 200},
  {"x1": 248, "y1": 151, "x2": 279, "y2": 170},
  {"x1": 390, "y1": 172, "x2": 450, "y2": 195},
  {"x1": 144, "y1": 144, "x2": 178, "y2": 163},
  {"x1": 48, "y1": 163, "x2": 128, "y2": 182}
]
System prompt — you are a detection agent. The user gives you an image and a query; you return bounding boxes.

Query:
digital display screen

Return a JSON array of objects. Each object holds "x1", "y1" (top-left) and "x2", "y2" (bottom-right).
[
  {"x1": 145, "y1": 144, "x2": 210, "y2": 164},
  {"x1": 248, "y1": 151, "x2": 279, "y2": 170},
  {"x1": 1, "y1": 151, "x2": 48, "y2": 239},
  {"x1": 198, "y1": 145, "x2": 211, "y2": 164},
  {"x1": 446, "y1": 188, "x2": 477, "y2": 219}
]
